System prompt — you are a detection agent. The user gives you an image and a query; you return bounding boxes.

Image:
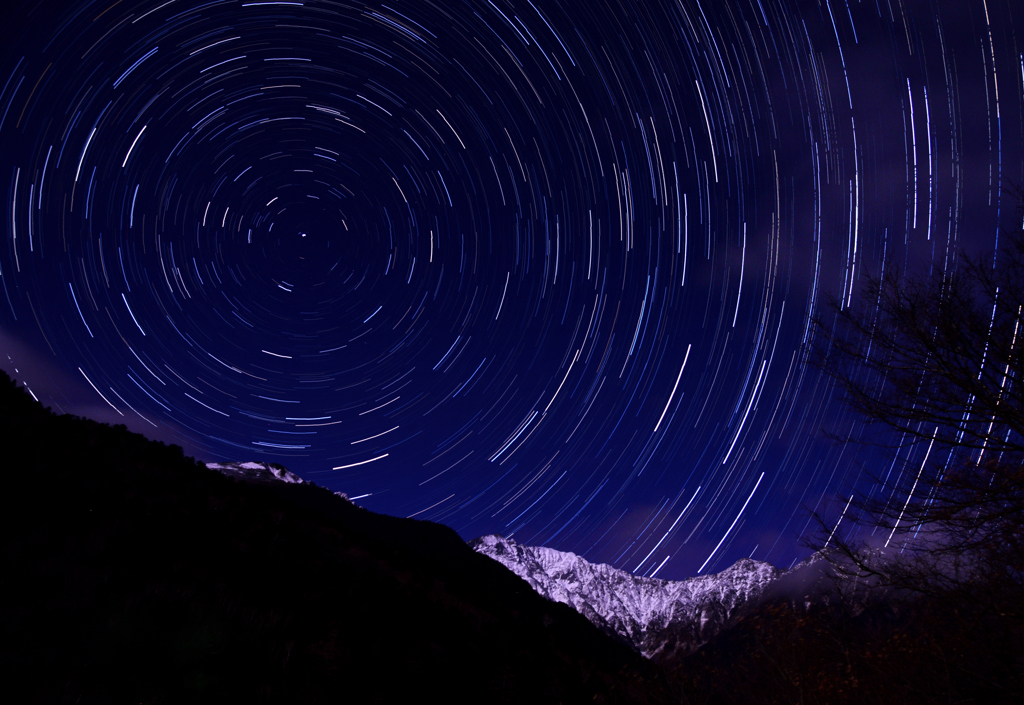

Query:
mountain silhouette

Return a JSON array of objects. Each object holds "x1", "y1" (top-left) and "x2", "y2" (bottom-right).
[{"x1": 0, "y1": 370, "x2": 669, "y2": 704}]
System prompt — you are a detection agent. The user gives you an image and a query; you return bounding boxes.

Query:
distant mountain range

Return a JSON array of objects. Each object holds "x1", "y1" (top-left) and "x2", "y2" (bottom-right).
[
  {"x1": 208, "y1": 462, "x2": 870, "y2": 663},
  {"x1": 210, "y1": 462, "x2": 827, "y2": 664}
]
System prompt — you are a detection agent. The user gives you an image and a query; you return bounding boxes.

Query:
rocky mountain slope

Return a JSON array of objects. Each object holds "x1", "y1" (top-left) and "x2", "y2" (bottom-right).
[
  {"x1": 206, "y1": 460, "x2": 307, "y2": 484},
  {"x1": 471, "y1": 534, "x2": 781, "y2": 659}
]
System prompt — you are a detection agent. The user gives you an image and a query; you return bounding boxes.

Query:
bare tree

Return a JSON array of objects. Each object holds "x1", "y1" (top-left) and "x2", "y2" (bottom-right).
[{"x1": 811, "y1": 217, "x2": 1024, "y2": 622}]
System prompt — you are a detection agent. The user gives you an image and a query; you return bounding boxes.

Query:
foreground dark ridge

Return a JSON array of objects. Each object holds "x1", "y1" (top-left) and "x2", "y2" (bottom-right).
[{"x1": 0, "y1": 371, "x2": 670, "y2": 704}]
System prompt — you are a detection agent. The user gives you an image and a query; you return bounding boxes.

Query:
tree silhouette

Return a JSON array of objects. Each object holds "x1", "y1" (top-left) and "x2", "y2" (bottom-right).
[{"x1": 812, "y1": 214, "x2": 1024, "y2": 623}]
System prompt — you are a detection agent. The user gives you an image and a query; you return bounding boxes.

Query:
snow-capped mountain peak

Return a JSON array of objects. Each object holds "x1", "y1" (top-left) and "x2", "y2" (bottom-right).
[
  {"x1": 206, "y1": 461, "x2": 353, "y2": 502},
  {"x1": 470, "y1": 534, "x2": 781, "y2": 658},
  {"x1": 206, "y1": 461, "x2": 306, "y2": 484}
]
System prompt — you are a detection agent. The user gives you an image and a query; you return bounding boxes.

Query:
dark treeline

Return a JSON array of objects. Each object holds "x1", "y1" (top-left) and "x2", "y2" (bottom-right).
[{"x1": 665, "y1": 586, "x2": 1023, "y2": 704}]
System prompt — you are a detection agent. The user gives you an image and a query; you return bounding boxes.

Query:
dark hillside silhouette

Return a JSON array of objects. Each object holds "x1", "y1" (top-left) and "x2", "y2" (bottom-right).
[
  {"x1": 663, "y1": 576, "x2": 1024, "y2": 704},
  {"x1": 0, "y1": 370, "x2": 669, "y2": 704}
]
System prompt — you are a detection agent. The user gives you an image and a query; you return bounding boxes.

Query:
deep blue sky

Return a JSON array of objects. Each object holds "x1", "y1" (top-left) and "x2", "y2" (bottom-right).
[{"x1": 2, "y1": 0, "x2": 1022, "y2": 579}]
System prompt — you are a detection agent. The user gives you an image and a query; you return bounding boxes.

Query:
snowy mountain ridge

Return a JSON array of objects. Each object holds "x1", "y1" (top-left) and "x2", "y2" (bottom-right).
[
  {"x1": 470, "y1": 534, "x2": 782, "y2": 658},
  {"x1": 206, "y1": 461, "x2": 352, "y2": 501},
  {"x1": 206, "y1": 461, "x2": 307, "y2": 484}
]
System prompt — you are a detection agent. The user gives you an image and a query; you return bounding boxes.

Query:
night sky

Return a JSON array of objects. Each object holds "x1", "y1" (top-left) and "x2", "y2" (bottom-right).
[{"x1": 1, "y1": 0, "x2": 1022, "y2": 580}]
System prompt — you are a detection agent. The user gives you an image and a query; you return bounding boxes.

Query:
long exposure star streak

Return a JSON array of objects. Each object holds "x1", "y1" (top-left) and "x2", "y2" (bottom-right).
[{"x1": 1, "y1": 0, "x2": 1022, "y2": 579}]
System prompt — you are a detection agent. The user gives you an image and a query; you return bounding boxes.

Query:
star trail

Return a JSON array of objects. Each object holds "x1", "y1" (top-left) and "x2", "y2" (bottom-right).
[{"x1": 2, "y1": 0, "x2": 1022, "y2": 579}]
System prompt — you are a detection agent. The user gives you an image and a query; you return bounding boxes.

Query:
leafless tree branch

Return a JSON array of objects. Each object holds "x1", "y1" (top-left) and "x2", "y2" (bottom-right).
[{"x1": 808, "y1": 208, "x2": 1024, "y2": 621}]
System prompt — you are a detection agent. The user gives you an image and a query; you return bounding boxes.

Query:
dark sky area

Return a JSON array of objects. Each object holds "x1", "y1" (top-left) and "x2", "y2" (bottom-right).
[{"x1": 1, "y1": 0, "x2": 1022, "y2": 580}]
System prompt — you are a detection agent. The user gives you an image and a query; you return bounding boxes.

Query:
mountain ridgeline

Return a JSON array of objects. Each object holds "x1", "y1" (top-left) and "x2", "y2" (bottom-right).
[
  {"x1": 470, "y1": 534, "x2": 783, "y2": 660},
  {"x1": 3, "y1": 369, "x2": 1021, "y2": 704}
]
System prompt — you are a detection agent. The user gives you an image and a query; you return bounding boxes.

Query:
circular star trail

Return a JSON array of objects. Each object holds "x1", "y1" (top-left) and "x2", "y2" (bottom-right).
[{"x1": 2, "y1": 0, "x2": 1022, "y2": 578}]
